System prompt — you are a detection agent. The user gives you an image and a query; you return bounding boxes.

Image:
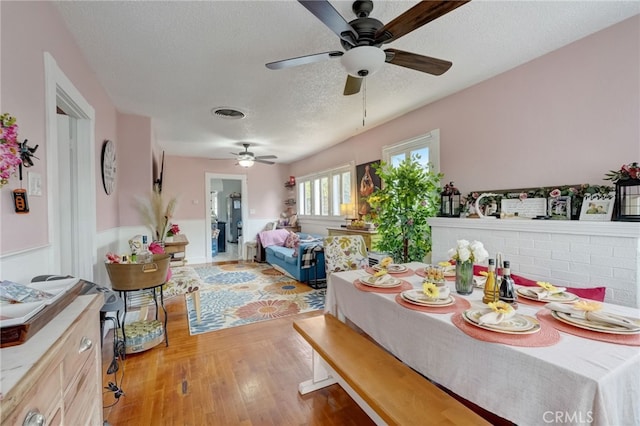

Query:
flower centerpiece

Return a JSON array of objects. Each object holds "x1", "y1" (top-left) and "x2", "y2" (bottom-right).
[
  {"x1": 447, "y1": 239, "x2": 489, "y2": 295},
  {"x1": 0, "y1": 113, "x2": 22, "y2": 189},
  {"x1": 166, "y1": 223, "x2": 180, "y2": 242}
]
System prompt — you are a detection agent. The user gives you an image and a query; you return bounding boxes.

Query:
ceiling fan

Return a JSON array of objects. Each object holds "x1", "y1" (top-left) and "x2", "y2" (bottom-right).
[
  {"x1": 231, "y1": 143, "x2": 277, "y2": 167},
  {"x1": 266, "y1": 0, "x2": 470, "y2": 96}
]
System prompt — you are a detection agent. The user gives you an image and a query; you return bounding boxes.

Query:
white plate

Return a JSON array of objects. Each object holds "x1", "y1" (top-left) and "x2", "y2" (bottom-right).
[
  {"x1": 373, "y1": 264, "x2": 407, "y2": 273},
  {"x1": 359, "y1": 275, "x2": 402, "y2": 288},
  {"x1": 0, "y1": 301, "x2": 47, "y2": 327},
  {"x1": 517, "y1": 287, "x2": 579, "y2": 303},
  {"x1": 550, "y1": 310, "x2": 640, "y2": 335},
  {"x1": 473, "y1": 275, "x2": 487, "y2": 288},
  {"x1": 401, "y1": 290, "x2": 455, "y2": 307},
  {"x1": 462, "y1": 308, "x2": 541, "y2": 334}
]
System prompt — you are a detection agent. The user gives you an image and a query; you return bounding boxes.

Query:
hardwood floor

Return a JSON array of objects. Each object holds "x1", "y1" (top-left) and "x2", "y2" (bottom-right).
[{"x1": 101, "y1": 292, "x2": 373, "y2": 425}]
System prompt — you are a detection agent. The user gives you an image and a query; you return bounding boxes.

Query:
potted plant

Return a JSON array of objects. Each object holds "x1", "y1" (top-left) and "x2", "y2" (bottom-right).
[{"x1": 367, "y1": 156, "x2": 443, "y2": 263}]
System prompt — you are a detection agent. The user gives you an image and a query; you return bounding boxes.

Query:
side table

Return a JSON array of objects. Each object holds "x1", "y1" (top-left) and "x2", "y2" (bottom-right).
[{"x1": 165, "y1": 234, "x2": 189, "y2": 266}]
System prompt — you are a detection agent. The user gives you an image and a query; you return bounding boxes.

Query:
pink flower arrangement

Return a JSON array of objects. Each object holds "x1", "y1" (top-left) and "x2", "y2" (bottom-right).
[
  {"x1": 148, "y1": 241, "x2": 165, "y2": 254},
  {"x1": 605, "y1": 162, "x2": 639, "y2": 182},
  {"x1": 0, "y1": 113, "x2": 22, "y2": 188},
  {"x1": 167, "y1": 223, "x2": 180, "y2": 237},
  {"x1": 549, "y1": 189, "x2": 561, "y2": 198}
]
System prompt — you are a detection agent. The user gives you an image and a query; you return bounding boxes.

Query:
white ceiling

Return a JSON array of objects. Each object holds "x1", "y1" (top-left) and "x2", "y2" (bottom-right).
[{"x1": 54, "y1": 1, "x2": 639, "y2": 164}]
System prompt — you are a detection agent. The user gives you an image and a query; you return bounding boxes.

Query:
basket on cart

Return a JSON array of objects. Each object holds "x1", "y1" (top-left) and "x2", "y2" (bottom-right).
[{"x1": 105, "y1": 254, "x2": 170, "y2": 291}]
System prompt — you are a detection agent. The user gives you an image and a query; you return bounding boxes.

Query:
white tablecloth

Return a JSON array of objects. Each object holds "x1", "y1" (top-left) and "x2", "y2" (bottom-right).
[{"x1": 325, "y1": 262, "x2": 640, "y2": 426}]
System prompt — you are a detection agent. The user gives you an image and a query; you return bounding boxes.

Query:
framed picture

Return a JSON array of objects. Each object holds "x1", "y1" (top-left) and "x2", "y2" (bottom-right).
[
  {"x1": 356, "y1": 160, "x2": 381, "y2": 218},
  {"x1": 548, "y1": 196, "x2": 571, "y2": 220},
  {"x1": 579, "y1": 192, "x2": 615, "y2": 221}
]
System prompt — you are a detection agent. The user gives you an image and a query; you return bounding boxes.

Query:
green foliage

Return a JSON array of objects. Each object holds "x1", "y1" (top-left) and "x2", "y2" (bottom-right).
[{"x1": 368, "y1": 157, "x2": 443, "y2": 263}]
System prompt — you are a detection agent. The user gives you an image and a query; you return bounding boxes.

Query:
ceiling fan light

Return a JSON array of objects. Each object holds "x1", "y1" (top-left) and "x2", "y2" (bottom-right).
[
  {"x1": 340, "y1": 46, "x2": 385, "y2": 78},
  {"x1": 238, "y1": 158, "x2": 254, "y2": 168}
]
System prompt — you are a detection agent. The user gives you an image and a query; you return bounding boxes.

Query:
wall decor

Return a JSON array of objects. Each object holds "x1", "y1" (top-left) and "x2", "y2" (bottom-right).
[
  {"x1": 579, "y1": 192, "x2": 615, "y2": 221},
  {"x1": 101, "y1": 139, "x2": 116, "y2": 195},
  {"x1": 356, "y1": 160, "x2": 381, "y2": 218},
  {"x1": 548, "y1": 196, "x2": 571, "y2": 220}
]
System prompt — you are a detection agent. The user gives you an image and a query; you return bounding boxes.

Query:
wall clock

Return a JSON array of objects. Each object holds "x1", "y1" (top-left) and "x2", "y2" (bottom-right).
[{"x1": 101, "y1": 139, "x2": 116, "y2": 195}]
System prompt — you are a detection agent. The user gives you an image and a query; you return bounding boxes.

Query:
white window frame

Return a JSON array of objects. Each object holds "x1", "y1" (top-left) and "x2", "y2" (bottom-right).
[
  {"x1": 382, "y1": 129, "x2": 440, "y2": 173},
  {"x1": 298, "y1": 162, "x2": 354, "y2": 219}
]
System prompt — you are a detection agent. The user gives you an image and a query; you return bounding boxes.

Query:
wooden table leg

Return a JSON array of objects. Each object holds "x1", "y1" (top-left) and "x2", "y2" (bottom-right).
[{"x1": 192, "y1": 290, "x2": 201, "y2": 323}]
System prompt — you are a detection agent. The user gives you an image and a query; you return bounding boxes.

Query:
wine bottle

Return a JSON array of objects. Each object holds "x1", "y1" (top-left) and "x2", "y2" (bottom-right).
[
  {"x1": 482, "y1": 259, "x2": 498, "y2": 304},
  {"x1": 499, "y1": 260, "x2": 518, "y2": 308},
  {"x1": 137, "y1": 235, "x2": 153, "y2": 264}
]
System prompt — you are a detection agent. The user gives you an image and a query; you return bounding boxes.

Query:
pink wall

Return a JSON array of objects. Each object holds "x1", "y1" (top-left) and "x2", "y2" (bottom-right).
[
  {"x1": 289, "y1": 16, "x2": 640, "y2": 195},
  {"x1": 1, "y1": 1, "x2": 118, "y2": 253},
  {"x1": 116, "y1": 112, "x2": 153, "y2": 226},
  {"x1": 159, "y1": 155, "x2": 285, "y2": 222}
]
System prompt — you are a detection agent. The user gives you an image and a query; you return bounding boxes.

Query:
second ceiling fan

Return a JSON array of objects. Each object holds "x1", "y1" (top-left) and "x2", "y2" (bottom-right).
[{"x1": 266, "y1": 0, "x2": 470, "y2": 96}]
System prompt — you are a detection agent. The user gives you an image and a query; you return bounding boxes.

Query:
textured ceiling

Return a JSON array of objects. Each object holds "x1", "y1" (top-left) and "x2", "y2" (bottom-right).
[{"x1": 53, "y1": 1, "x2": 639, "y2": 164}]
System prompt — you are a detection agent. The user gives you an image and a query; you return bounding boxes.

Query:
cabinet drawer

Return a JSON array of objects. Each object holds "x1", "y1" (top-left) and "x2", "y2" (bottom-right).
[
  {"x1": 2, "y1": 363, "x2": 62, "y2": 426},
  {"x1": 64, "y1": 353, "x2": 100, "y2": 425},
  {"x1": 61, "y1": 309, "x2": 100, "y2": 393}
]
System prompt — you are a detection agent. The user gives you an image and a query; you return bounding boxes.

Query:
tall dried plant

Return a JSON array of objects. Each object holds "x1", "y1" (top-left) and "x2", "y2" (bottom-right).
[{"x1": 136, "y1": 188, "x2": 178, "y2": 242}]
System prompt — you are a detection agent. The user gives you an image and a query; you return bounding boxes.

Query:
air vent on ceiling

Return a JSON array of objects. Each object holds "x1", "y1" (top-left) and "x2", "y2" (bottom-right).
[{"x1": 212, "y1": 107, "x2": 246, "y2": 119}]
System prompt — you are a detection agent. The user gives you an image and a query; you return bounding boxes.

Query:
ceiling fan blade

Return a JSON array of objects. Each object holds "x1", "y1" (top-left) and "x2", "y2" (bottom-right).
[
  {"x1": 255, "y1": 155, "x2": 277, "y2": 160},
  {"x1": 298, "y1": 0, "x2": 358, "y2": 47},
  {"x1": 266, "y1": 51, "x2": 343, "y2": 70},
  {"x1": 343, "y1": 75, "x2": 363, "y2": 96},
  {"x1": 254, "y1": 159, "x2": 275, "y2": 165},
  {"x1": 375, "y1": 1, "x2": 470, "y2": 44},
  {"x1": 385, "y1": 49, "x2": 452, "y2": 76}
]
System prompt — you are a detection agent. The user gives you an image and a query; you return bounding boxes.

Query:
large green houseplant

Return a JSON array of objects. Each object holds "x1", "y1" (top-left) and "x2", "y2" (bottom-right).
[{"x1": 368, "y1": 157, "x2": 443, "y2": 263}]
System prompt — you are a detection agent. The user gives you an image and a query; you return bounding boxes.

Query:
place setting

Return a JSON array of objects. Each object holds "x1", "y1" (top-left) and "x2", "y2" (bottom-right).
[
  {"x1": 395, "y1": 282, "x2": 470, "y2": 313},
  {"x1": 415, "y1": 262, "x2": 454, "y2": 281},
  {"x1": 451, "y1": 301, "x2": 561, "y2": 347},
  {"x1": 365, "y1": 257, "x2": 414, "y2": 278},
  {"x1": 537, "y1": 300, "x2": 640, "y2": 346},
  {"x1": 516, "y1": 281, "x2": 579, "y2": 305},
  {"x1": 353, "y1": 269, "x2": 412, "y2": 293}
]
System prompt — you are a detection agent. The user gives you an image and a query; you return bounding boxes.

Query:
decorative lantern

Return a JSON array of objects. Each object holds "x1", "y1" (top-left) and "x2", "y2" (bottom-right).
[
  {"x1": 613, "y1": 178, "x2": 640, "y2": 221},
  {"x1": 439, "y1": 181, "x2": 461, "y2": 217}
]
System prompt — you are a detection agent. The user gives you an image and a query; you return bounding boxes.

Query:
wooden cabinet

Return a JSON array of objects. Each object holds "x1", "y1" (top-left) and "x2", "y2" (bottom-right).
[
  {"x1": 0, "y1": 295, "x2": 103, "y2": 426},
  {"x1": 327, "y1": 227, "x2": 381, "y2": 251},
  {"x1": 165, "y1": 234, "x2": 189, "y2": 266}
]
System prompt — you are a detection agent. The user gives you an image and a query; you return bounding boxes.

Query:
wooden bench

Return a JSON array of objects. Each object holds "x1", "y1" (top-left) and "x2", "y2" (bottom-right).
[{"x1": 293, "y1": 314, "x2": 490, "y2": 426}]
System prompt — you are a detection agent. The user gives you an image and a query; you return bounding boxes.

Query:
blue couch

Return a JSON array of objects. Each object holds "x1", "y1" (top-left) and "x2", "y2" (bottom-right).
[{"x1": 264, "y1": 233, "x2": 326, "y2": 284}]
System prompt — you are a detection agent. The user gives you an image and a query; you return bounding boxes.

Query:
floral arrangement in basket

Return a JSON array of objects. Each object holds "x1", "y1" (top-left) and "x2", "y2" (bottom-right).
[
  {"x1": 136, "y1": 188, "x2": 178, "y2": 243},
  {"x1": 0, "y1": 113, "x2": 22, "y2": 189}
]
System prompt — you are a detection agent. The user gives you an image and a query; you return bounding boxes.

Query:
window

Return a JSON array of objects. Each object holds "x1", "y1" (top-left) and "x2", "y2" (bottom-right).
[
  {"x1": 298, "y1": 164, "x2": 353, "y2": 218},
  {"x1": 383, "y1": 129, "x2": 440, "y2": 173}
]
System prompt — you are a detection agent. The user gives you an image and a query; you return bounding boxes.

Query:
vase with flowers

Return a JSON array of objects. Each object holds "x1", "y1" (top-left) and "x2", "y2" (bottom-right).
[
  {"x1": 448, "y1": 239, "x2": 489, "y2": 294},
  {"x1": 165, "y1": 223, "x2": 180, "y2": 242},
  {"x1": 137, "y1": 188, "x2": 178, "y2": 243},
  {"x1": 0, "y1": 113, "x2": 22, "y2": 189}
]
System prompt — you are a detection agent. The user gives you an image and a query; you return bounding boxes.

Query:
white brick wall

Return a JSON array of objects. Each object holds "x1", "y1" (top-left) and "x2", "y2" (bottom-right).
[{"x1": 428, "y1": 218, "x2": 640, "y2": 308}]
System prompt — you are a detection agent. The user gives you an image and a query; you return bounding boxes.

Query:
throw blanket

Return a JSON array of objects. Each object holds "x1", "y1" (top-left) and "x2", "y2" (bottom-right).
[
  {"x1": 301, "y1": 244, "x2": 323, "y2": 269},
  {"x1": 258, "y1": 229, "x2": 291, "y2": 248}
]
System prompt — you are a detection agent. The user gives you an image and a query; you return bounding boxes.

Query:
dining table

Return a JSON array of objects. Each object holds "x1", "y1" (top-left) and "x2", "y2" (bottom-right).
[{"x1": 325, "y1": 262, "x2": 640, "y2": 426}]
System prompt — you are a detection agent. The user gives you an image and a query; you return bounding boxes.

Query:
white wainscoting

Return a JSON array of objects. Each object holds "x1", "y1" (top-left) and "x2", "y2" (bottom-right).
[{"x1": 428, "y1": 218, "x2": 640, "y2": 308}]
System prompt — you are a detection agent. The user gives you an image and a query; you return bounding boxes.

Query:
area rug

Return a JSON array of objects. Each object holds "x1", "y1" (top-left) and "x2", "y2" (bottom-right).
[
  {"x1": 184, "y1": 263, "x2": 325, "y2": 335},
  {"x1": 126, "y1": 265, "x2": 203, "y2": 308}
]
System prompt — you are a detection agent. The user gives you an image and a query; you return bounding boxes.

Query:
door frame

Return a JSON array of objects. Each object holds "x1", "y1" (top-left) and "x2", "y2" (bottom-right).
[
  {"x1": 44, "y1": 52, "x2": 97, "y2": 279},
  {"x1": 205, "y1": 172, "x2": 248, "y2": 262}
]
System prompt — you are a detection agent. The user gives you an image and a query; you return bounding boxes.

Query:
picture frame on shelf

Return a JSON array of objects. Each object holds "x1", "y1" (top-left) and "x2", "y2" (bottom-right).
[
  {"x1": 548, "y1": 196, "x2": 571, "y2": 220},
  {"x1": 579, "y1": 192, "x2": 615, "y2": 221}
]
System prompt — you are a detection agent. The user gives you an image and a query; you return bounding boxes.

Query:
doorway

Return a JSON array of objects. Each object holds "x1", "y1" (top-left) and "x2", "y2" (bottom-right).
[
  {"x1": 45, "y1": 52, "x2": 96, "y2": 279},
  {"x1": 205, "y1": 173, "x2": 248, "y2": 263}
]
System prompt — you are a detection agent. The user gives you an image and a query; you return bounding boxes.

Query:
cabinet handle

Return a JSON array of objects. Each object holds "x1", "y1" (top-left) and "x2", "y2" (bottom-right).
[
  {"x1": 78, "y1": 336, "x2": 93, "y2": 353},
  {"x1": 23, "y1": 410, "x2": 46, "y2": 426}
]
